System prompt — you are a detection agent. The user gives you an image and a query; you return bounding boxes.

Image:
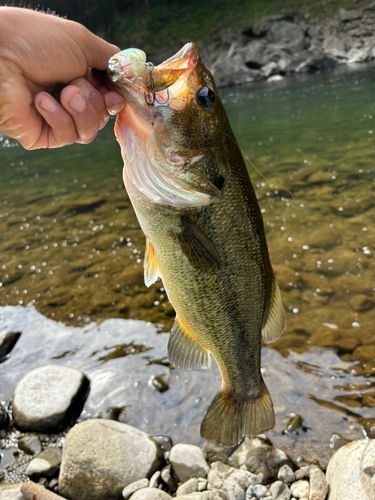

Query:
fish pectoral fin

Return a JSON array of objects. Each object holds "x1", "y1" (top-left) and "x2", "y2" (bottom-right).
[
  {"x1": 261, "y1": 274, "x2": 285, "y2": 344},
  {"x1": 168, "y1": 316, "x2": 211, "y2": 370},
  {"x1": 173, "y1": 169, "x2": 221, "y2": 198},
  {"x1": 144, "y1": 238, "x2": 161, "y2": 287},
  {"x1": 176, "y1": 222, "x2": 222, "y2": 272}
]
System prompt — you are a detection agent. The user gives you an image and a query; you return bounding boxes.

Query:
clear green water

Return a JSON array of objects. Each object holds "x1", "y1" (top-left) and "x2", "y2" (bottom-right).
[{"x1": 1, "y1": 63, "x2": 375, "y2": 474}]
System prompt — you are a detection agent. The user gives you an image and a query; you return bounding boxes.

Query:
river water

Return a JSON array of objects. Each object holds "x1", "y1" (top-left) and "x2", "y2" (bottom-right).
[{"x1": 1, "y1": 63, "x2": 375, "y2": 477}]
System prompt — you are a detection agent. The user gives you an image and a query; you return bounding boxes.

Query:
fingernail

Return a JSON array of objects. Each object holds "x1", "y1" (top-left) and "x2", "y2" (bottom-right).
[
  {"x1": 69, "y1": 92, "x2": 86, "y2": 112},
  {"x1": 108, "y1": 101, "x2": 126, "y2": 115},
  {"x1": 79, "y1": 84, "x2": 91, "y2": 100},
  {"x1": 39, "y1": 94, "x2": 58, "y2": 113}
]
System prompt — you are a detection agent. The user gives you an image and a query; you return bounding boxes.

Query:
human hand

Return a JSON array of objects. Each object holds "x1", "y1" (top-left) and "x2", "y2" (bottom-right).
[{"x1": 0, "y1": 7, "x2": 126, "y2": 149}]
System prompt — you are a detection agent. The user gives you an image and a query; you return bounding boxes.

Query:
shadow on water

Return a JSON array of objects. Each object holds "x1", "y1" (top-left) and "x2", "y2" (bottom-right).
[{"x1": 1, "y1": 62, "x2": 375, "y2": 475}]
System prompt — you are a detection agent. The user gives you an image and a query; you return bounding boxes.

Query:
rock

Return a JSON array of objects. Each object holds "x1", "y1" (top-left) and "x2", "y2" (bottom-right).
[
  {"x1": 246, "y1": 484, "x2": 267, "y2": 499},
  {"x1": 352, "y1": 345, "x2": 375, "y2": 361},
  {"x1": 326, "y1": 439, "x2": 375, "y2": 500},
  {"x1": 228, "y1": 438, "x2": 292, "y2": 483},
  {"x1": 339, "y1": 8, "x2": 363, "y2": 22},
  {"x1": 12, "y1": 365, "x2": 90, "y2": 433},
  {"x1": 208, "y1": 461, "x2": 259, "y2": 500},
  {"x1": 306, "y1": 228, "x2": 340, "y2": 248},
  {"x1": 20, "y1": 481, "x2": 68, "y2": 500},
  {"x1": 290, "y1": 480, "x2": 309, "y2": 499},
  {"x1": 309, "y1": 468, "x2": 327, "y2": 500},
  {"x1": 349, "y1": 294, "x2": 374, "y2": 312},
  {"x1": 268, "y1": 21, "x2": 305, "y2": 52},
  {"x1": 169, "y1": 444, "x2": 209, "y2": 483},
  {"x1": 329, "y1": 433, "x2": 352, "y2": 451},
  {"x1": 322, "y1": 36, "x2": 346, "y2": 59},
  {"x1": 59, "y1": 419, "x2": 164, "y2": 500},
  {"x1": 18, "y1": 435, "x2": 42, "y2": 456},
  {"x1": 149, "y1": 471, "x2": 160, "y2": 489},
  {"x1": 0, "y1": 483, "x2": 27, "y2": 500},
  {"x1": 297, "y1": 46, "x2": 338, "y2": 72},
  {"x1": 347, "y1": 45, "x2": 373, "y2": 63},
  {"x1": 269, "y1": 481, "x2": 291, "y2": 500},
  {"x1": 277, "y1": 465, "x2": 295, "y2": 484},
  {"x1": 176, "y1": 493, "x2": 212, "y2": 500},
  {"x1": 198, "y1": 479, "x2": 208, "y2": 492},
  {"x1": 128, "y1": 489, "x2": 171, "y2": 500},
  {"x1": 203, "y1": 442, "x2": 238, "y2": 464},
  {"x1": 177, "y1": 478, "x2": 199, "y2": 496},
  {"x1": 211, "y1": 53, "x2": 256, "y2": 88},
  {"x1": 25, "y1": 447, "x2": 62, "y2": 479},
  {"x1": 285, "y1": 414, "x2": 304, "y2": 434},
  {"x1": 307, "y1": 172, "x2": 335, "y2": 184},
  {"x1": 0, "y1": 402, "x2": 10, "y2": 430},
  {"x1": 161, "y1": 466, "x2": 178, "y2": 493},
  {"x1": 152, "y1": 436, "x2": 173, "y2": 457},
  {"x1": 122, "y1": 479, "x2": 150, "y2": 500},
  {"x1": 0, "y1": 330, "x2": 21, "y2": 361}
]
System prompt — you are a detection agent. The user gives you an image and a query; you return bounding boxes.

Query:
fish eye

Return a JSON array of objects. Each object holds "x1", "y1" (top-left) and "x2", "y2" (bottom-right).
[{"x1": 197, "y1": 87, "x2": 215, "y2": 109}]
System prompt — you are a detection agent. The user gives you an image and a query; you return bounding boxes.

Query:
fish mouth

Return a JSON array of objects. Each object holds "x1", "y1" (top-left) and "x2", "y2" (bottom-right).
[{"x1": 107, "y1": 43, "x2": 199, "y2": 111}]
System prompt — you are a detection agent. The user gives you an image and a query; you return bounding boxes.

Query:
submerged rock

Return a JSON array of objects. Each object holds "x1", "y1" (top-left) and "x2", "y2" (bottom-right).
[
  {"x1": 326, "y1": 439, "x2": 375, "y2": 500},
  {"x1": 0, "y1": 330, "x2": 21, "y2": 361},
  {"x1": 12, "y1": 365, "x2": 89, "y2": 433},
  {"x1": 18, "y1": 434, "x2": 42, "y2": 456},
  {"x1": 59, "y1": 420, "x2": 164, "y2": 500}
]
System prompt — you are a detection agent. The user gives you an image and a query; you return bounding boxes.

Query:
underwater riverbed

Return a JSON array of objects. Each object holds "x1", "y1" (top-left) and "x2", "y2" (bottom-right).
[{"x1": 1, "y1": 63, "x2": 375, "y2": 476}]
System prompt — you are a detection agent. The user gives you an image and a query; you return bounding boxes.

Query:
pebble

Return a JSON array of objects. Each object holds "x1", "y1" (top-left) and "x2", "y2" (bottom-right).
[
  {"x1": 269, "y1": 480, "x2": 291, "y2": 500},
  {"x1": 161, "y1": 466, "x2": 178, "y2": 492},
  {"x1": 25, "y1": 447, "x2": 62, "y2": 479},
  {"x1": 309, "y1": 468, "x2": 327, "y2": 500},
  {"x1": 176, "y1": 478, "x2": 199, "y2": 496},
  {"x1": 58, "y1": 419, "x2": 163, "y2": 500},
  {"x1": 169, "y1": 444, "x2": 209, "y2": 483},
  {"x1": 0, "y1": 483, "x2": 26, "y2": 500},
  {"x1": 197, "y1": 479, "x2": 208, "y2": 492},
  {"x1": 129, "y1": 488, "x2": 172, "y2": 500},
  {"x1": 246, "y1": 484, "x2": 267, "y2": 498},
  {"x1": 290, "y1": 480, "x2": 309, "y2": 499},
  {"x1": 12, "y1": 365, "x2": 90, "y2": 433},
  {"x1": 0, "y1": 402, "x2": 10, "y2": 430},
  {"x1": 122, "y1": 479, "x2": 150, "y2": 500},
  {"x1": 18, "y1": 434, "x2": 42, "y2": 456},
  {"x1": 0, "y1": 330, "x2": 21, "y2": 361},
  {"x1": 326, "y1": 439, "x2": 375, "y2": 500},
  {"x1": 204, "y1": 442, "x2": 239, "y2": 464},
  {"x1": 177, "y1": 493, "x2": 212, "y2": 500},
  {"x1": 277, "y1": 465, "x2": 295, "y2": 484}
]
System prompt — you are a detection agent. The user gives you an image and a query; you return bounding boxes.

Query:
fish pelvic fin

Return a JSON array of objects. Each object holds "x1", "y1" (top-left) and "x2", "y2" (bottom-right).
[
  {"x1": 200, "y1": 379, "x2": 275, "y2": 447},
  {"x1": 261, "y1": 274, "x2": 285, "y2": 344},
  {"x1": 168, "y1": 316, "x2": 211, "y2": 370},
  {"x1": 144, "y1": 238, "x2": 160, "y2": 287}
]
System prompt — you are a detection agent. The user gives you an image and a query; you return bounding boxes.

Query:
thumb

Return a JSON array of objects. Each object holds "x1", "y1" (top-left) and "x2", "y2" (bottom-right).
[{"x1": 71, "y1": 24, "x2": 120, "y2": 71}]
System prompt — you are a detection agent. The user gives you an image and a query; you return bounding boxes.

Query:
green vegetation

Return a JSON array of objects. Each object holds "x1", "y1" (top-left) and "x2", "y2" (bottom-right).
[{"x1": 34, "y1": 0, "x2": 371, "y2": 52}]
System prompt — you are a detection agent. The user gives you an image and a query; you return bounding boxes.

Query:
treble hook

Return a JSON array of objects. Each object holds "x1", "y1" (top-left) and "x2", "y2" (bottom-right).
[{"x1": 144, "y1": 62, "x2": 170, "y2": 106}]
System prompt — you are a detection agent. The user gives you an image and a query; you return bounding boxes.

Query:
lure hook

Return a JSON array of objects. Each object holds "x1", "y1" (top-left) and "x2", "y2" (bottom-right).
[{"x1": 144, "y1": 62, "x2": 169, "y2": 106}]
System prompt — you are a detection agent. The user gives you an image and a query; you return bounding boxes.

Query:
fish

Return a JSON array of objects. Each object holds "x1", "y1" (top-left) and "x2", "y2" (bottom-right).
[{"x1": 97, "y1": 43, "x2": 285, "y2": 446}]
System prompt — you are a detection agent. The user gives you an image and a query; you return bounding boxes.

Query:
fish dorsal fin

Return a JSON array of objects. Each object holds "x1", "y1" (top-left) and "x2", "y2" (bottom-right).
[
  {"x1": 144, "y1": 238, "x2": 160, "y2": 287},
  {"x1": 261, "y1": 274, "x2": 285, "y2": 344},
  {"x1": 177, "y1": 222, "x2": 222, "y2": 272},
  {"x1": 168, "y1": 316, "x2": 211, "y2": 370}
]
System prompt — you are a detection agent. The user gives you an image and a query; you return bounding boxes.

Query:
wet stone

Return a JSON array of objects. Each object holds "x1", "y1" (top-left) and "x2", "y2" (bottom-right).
[
  {"x1": 306, "y1": 227, "x2": 340, "y2": 248},
  {"x1": 203, "y1": 442, "x2": 239, "y2": 464},
  {"x1": 0, "y1": 402, "x2": 10, "y2": 430},
  {"x1": 169, "y1": 444, "x2": 209, "y2": 483},
  {"x1": 25, "y1": 447, "x2": 62, "y2": 479},
  {"x1": 349, "y1": 294, "x2": 374, "y2": 312},
  {"x1": 122, "y1": 479, "x2": 150, "y2": 500},
  {"x1": 18, "y1": 434, "x2": 42, "y2": 456},
  {"x1": 285, "y1": 414, "x2": 304, "y2": 434},
  {"x1": 12, "y1": 365, "x2": 90, "y2": 433},
  {"x1": 352, "y1": 345, "x2": 375, "y2": 361},
  {"x1": 309, "y1": 468, "x2": 327, "y2": 500},
  {"x1": 0, "y1": 330, "x2": 21, "y2": 361},
  {"x1": 290, "y1": 480, "x2": 309, "y2": 499},
  {"x1": 307, "y1": 172, "x2": 335, "y2": 184},
  {"x1": 277, "y1": 465, "x2": 295, "y2": 484}
]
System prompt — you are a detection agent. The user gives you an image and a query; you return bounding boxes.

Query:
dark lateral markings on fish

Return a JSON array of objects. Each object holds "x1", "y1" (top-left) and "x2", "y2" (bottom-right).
[{"x1": 93, "y1": 44, "x2": 286, "y2": 447}]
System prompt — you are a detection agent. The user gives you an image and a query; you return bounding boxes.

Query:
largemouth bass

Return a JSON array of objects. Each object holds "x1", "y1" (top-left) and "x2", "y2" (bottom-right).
[{"x1": 99, "y1": 43, "x2": 285, "y2": 446}]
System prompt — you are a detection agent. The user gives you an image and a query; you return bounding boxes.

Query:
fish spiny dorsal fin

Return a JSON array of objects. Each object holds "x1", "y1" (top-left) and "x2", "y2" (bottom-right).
[
  {"x1": 168, "y1": 316, "x2": 211, "y2": 370},
  {"x1": 200, "y1": 379, "x2": 275, "y2": 447},
  {"x1": 261, "y1": 274, "x2": 285, "y2": 344},
  {"x1": 144, "y1": 238, "x2": 160, "y2": 287},
  {"x1": 176, "y1": 221, "x2": 222, "y2": 272}
]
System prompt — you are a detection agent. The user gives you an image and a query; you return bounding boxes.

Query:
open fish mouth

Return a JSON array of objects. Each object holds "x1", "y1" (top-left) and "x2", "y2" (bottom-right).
[{"x1": 107, "y1": 43, "x2": 199, "y2": 111}]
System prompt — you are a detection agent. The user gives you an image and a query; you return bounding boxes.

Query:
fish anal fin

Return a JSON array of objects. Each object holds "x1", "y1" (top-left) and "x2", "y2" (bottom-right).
[
  {"x1": 144, "y1": 238, "x2": 160, "y2": 287},
  {"x1": 262, "y1": 274, "x2": 285, "y2": 344},
  {"x1": 200, "y1": 379, "x2": 275, "y2": 447},
  {"x1": 176, "y1": 222, "x2": 222, "y2": 272},
  {"x1": 168, "y1": 317, "x2": 211, "y2": 371}
]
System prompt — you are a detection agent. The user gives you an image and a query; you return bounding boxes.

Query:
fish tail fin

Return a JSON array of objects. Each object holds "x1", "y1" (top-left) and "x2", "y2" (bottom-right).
[{"x1": 200, "y1": 379, "x2": 275, "y2": 447}]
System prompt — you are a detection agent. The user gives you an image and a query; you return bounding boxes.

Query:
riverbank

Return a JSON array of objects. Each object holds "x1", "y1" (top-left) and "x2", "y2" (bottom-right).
[{"x1": 149, "y1": 2, "x2": 375, "y2": 87}]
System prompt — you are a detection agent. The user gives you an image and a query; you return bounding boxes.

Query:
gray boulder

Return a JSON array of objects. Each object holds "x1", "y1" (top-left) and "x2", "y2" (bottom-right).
[
  {"x1": 296, "y1": 46, "x2": 338, "y2": 72},
  {"x1": 26, "y1": 447, "x2": 62, "y2": 479},
  {"x1": 0, "y1": 483, "x2": 26, "y2": 500},
  {"x1": 339, "y1": 8, "x2": 363, "y2": 22},
  {"x1": 326, "y1": 439, "x2": 375, "y2": 500},
  {"x1": 59, "y1": 420, "x2": 164, "y2": 500},
  {"x1": 268, "y1": 21, "x2": 305, "y2": 52},
  {"x1": 12, "y1": 365, "x2": 89, "y2": 433},
  {"x1": 228, "y1": 438, "x2": 292, "y2": 483},
  {"x1": 0, "y1": 330, "x2": 21, "y2": 361},
  {"x1": 169, "y1": 444, "x2": 209, "y2": 483},
  {"x1": 322, "y1": 36, "x2": 347, "y2": 59},
  {"x1": 211, "y1": 53, "x2": 257, "y2": 88}
]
